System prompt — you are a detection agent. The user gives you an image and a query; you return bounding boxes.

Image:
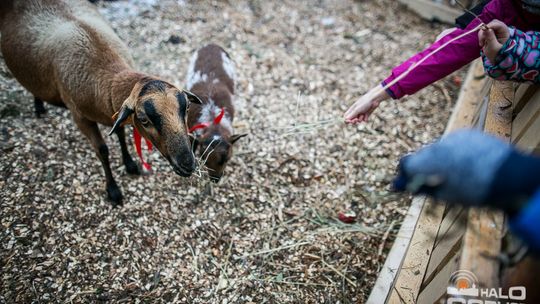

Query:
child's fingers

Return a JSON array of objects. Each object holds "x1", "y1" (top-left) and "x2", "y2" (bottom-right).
[
  {"x1": 345, "y1": 104, "x2": 368, "y2": 120},
  {"x1": 485, "y1": 19, "x2": 510, "y2": 44},
  {"x1": 478, "y1": 28, "x2": 496, "y2": 47},
  {"x1": 344, "y1": 103, "x2": 362, "y2": 119},
  {"x1": 487, "y1": 20, "x2": 508, "y2": 37},
  {"x1": 345, "y1": 116, "x2": 361, "y2": 124},
  {"x1": 478, "y1": 28, "x2": 487, "y2": 47}
]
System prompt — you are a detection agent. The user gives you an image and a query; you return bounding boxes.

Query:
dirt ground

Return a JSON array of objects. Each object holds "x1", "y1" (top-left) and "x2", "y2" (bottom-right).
[{"x1": 0, "y1": 0, "x2": 463, "y2": 303}]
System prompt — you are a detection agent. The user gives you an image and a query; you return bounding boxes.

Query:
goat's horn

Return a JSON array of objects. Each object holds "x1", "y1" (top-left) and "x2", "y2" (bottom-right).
[{"x1": 108, "y1": 107, "x2": 134, "y2": 136}]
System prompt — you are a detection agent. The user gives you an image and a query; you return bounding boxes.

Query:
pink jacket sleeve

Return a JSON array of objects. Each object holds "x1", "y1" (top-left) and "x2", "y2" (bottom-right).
[{"x1": 383, "y1": 1, "x2": 502, "y2": 99}]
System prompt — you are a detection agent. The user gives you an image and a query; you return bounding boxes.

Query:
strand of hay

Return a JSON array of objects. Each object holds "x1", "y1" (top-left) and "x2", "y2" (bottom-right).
[
  {"x1": 279, "y1": 22, "x2": 486, "y2": 137},
  {"x1": 371, "y1": 22, "x2": 485, "y2": 99}
]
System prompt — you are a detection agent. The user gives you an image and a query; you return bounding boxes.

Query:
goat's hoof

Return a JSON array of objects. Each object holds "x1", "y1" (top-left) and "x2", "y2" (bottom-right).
[
  {"x1": 35, "y1": 107, "x2": 47, "y2": 118},
  {"x1": 107, "y1": 184, "x2": 123, "y2": 206},
  {"x1": 34, "y1": 99, "x2": 47, "y2": 118},
  {"x1": 125, "y1": 160, "x2": 141, "y2": 175}
]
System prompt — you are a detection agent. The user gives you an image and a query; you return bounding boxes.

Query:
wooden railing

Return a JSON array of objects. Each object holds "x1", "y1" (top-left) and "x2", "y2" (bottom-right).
[
  {"x1": 368, "y1": 60, "x2": 540, "y2": 303},
  {"x1": 397, "y1": 0, "x2": 483, "y2": 25}
]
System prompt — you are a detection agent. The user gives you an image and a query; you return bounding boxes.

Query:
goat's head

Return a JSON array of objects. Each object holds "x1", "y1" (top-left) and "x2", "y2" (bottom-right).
[
  {"x1": 192, "y1": 118, "x2": 246, "y2": 183},
  {"x1": 110, "y1": 78, "x2": 202, "y2": 177}
]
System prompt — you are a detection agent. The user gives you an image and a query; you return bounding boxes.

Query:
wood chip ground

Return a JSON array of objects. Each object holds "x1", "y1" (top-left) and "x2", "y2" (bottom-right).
[{"x1": 0, "y1": 0, "x2": 465, "y2": 302}]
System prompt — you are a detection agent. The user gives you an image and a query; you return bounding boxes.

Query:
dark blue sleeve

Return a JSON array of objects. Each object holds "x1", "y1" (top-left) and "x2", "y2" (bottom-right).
[
  {"x1": 455, "y1": 0, "x2": 491, "y2": 29},
  {"x1": 509, "y1": 189, "x2": 540, "y2": 252}
]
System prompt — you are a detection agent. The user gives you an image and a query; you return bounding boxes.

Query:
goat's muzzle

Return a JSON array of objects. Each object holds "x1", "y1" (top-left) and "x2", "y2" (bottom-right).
[
  {"x1": 171, "y1": 156, "x2": 196, "y2": 177},
  {"x1": 167, "y1": 146, "x2": 196, "y2": 177}
]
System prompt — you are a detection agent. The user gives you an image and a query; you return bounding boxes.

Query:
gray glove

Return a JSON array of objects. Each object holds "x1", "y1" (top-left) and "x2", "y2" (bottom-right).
[{"x1": 393, "y1": 129, "x2": 539, "y2": 213}]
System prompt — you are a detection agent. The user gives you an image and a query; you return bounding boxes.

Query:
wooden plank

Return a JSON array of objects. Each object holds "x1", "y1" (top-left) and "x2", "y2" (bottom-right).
[
  {"x1": 513, "y1": 86, "x2": 540, "y2": 153},
  {"x1": 513, "y1": 84, "x2": 537, "y2": 116},
  {"x1": 483, "y1": 81, "x2": 513, "y2": 139},
  {"x1": 375, "y1": 61, "x2": 486, "y2": 304},
  {"x1": 423, "y1": 208, "x2": 467, "y2": 282},
  {"x1": 398, "y1": 0, "x2": 462, "y2": 24},
  {"x1": 383, "y1": 201, "x2": 445, "y2": 304},
  {"x1": 367, "y1": 197, "x2": 429, "y2": 304},
  {"x1": 416, "y1": 250, "x2": 461, "y2": 304},
  {"x1": 514, "y1": 113, "x2": 540, "y2": 153},
  {"x1": 512, "y1": 89, "x2": 540, "y2": 145},
  {"x1": 436, "y1": 207, "x2": 464, "y2": 240},
  {"x1": 472, "y1": 95, "x2": 489, "y2": 129},
  {"x1": 458, "y1": 208, "x2": 505, "y2": 288},
  {"x1": 458, "y1": 81, "x2": 512, "y2": 288},
  {"x1": 446, "y1": 61, "x2": 489, "y2": 132}
]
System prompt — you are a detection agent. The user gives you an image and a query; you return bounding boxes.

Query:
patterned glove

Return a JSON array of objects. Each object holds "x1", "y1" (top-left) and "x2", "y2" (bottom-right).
[{"x1": 481, "y1": 26, "x2": 540, "y2": 84}]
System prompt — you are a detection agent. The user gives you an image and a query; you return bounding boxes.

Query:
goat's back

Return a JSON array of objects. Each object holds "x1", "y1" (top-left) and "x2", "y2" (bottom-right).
[
  {"x1": 186, "y1": 44, "x2": 235, "y2": 96},
  {"x1": 0, "y1": 0, "x2": 133, "y2": 106},
  {"x1": 186, "y1": 44, "x2": 237, "y2": 127}
]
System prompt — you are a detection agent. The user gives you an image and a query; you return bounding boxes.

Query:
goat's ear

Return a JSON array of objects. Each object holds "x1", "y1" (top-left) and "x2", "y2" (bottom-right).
[
  {"x1": 108, "y1": 81, "x2": 144, "y2": 136},
  {"x1": 230, "y1": 133, "x2": 248, "y2": 144},
  {"x1": 109, "y1": 107, "x2": 135, "y2": 136},
  {"x1": 183, "y1": 90, "x2": 203, "y2": 105}
]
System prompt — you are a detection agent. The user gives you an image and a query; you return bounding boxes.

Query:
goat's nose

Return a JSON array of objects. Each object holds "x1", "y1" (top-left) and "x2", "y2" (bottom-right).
[{"x1": 176, "y1": 155, "x2": 196, "y2": 172}]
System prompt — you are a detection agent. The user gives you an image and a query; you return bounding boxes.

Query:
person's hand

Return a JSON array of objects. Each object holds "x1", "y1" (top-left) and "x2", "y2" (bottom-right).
[
  {"x1": 479, "y1": 19, "x2": 511, "y2": 63},
  {"x1": 344, "y1": 84, "x2": 390, "y2": 124},
  {"x1": 393, "y1": 129, "x2": 513, "y2": 207}
]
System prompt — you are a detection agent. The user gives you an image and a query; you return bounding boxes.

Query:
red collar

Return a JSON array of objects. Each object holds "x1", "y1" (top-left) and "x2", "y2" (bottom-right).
[
  {"x1": 134, "y1": 107, "x2": 225, "y2": 173},
  {"x1": 189, "y1": 107, "x2": 225, "y2": 133},
  {"x1": 133, "y1": 128, "x2": 153, "y2": 172}
]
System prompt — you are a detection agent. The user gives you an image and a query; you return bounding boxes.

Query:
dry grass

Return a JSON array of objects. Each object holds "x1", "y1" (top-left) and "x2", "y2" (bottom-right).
[{"x1": 0, "y1": 0, "x2": 465, "y2": 303}]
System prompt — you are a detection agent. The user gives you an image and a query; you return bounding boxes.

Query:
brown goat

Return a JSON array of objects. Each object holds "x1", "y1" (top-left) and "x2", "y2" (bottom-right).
[
  {"x1": 186, "y1": 44, "x2": 246, "y2": 182},
  {"x1": 0, "y1": 0, "x2": 202, "y2": 205}
]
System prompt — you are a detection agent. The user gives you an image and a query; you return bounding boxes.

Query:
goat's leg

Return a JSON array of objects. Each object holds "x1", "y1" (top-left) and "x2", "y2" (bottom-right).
[
  {"x1": 114, "y1": 126, "x2": 140, "y2": 175},
  {"x1": 34, "y1": 97, "x2": 47, "y2": 118},
  {"x1": 73, "y1": 115, "x2": 123, "y2": 206}
]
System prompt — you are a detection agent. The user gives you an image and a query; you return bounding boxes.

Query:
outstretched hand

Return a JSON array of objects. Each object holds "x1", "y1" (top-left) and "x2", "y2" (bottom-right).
[{"x1": 344, "y1": 84, "x2": 390, "y2": 124}]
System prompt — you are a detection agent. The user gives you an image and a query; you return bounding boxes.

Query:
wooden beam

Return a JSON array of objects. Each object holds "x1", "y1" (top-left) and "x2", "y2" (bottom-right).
[
  {"x1": 446, "y1": 61, "x2": 490, "y2": 131},
  {"x1": 512, "y1": 89, "x2": 540, "y2": 149},
  {"x1": 366, "y1": 196, "x2": 431, "y2": 304},
  {"x1": 383, "y1": 201, "x2": 445, "y2": 304},
  {"x1": 513, "y1": 84, "x2": 538, "y2": 116},
  {"x1": 416, "y1": 250, "x2": 461, "y2": 304},
  {"x1": 458, "y1": 81, "x2": 513, "y2": 288},
  {"x1": 424, "y1": 208, "x2": 467, "y2": 282},
  {"x1": 398, "y1": 0, "x2": 463, "y2": 25},
  {"x1": 367, "y1": 60, "x2": 487, "y2": 303}
]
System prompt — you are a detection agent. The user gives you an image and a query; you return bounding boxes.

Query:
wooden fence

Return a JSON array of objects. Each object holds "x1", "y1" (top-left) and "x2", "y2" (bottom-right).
[
  {"x1": 397, "y1": 0, "x2": 483, "y2": 24},
  {"x1": 368, "y1": 59, "x2": 540, "y2": 303}
]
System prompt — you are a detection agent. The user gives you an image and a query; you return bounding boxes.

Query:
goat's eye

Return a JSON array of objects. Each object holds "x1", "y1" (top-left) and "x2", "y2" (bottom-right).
[{"x1": 138, "y1": 115, "x2": 150, "y2": 126}]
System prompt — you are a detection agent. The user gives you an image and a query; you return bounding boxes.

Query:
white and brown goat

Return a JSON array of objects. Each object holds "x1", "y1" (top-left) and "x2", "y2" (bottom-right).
[
  {"x1": 0, "y1": 0, "x2": 202, "y2": 205},
  {"x1": 186, "y1": 44, "x2": 246, "y2": 182}
]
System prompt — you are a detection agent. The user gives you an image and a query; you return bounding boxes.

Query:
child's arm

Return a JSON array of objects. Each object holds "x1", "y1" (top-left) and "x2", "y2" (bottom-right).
[
  {"x1": 345, "y1": 17, "x2": 488, "y2": 123},
  {"x1": 480, "y1": 21, "x2": 540, "y2": 83},
  {"x1": 344, "y1": 0, "x2": 514, "y2": 123}
]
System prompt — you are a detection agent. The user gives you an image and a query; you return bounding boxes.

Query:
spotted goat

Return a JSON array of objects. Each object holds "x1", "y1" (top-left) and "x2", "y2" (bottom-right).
[{"x1": 186, "y1": 44, "x2": 246, "y2": 182}]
